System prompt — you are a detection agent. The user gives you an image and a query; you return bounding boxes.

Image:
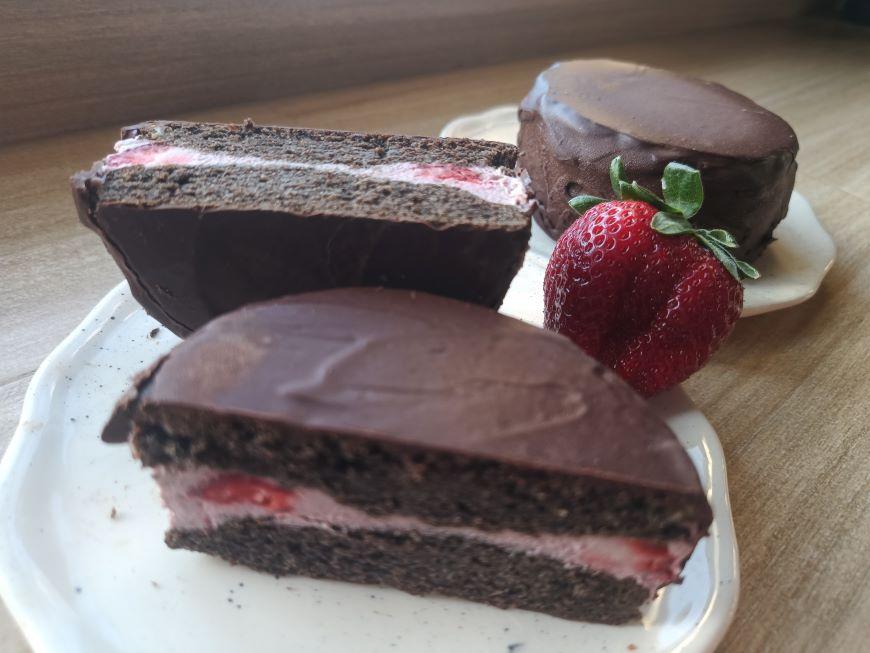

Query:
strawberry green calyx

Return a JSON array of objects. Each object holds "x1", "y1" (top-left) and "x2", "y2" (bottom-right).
[{"x1": 568, "y1": 156, "x2": 760, "y2": 282}]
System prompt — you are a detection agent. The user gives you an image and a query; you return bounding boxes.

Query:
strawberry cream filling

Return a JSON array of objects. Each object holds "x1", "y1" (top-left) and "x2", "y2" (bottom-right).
[
  {"x1": 155, "y1": 468, "x2": 696, "y2": 595},
  {"x1": 103, "y1": 137, "x2": 531, "y2": 209}
]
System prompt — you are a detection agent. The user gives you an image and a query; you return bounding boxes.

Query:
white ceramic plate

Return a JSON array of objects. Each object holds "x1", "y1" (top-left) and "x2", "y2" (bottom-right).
[
  {"x1": 0, "y1": 282, "x2": 738, "y2": 653},
  {"x1": 442, "y1": 105, "x2": 836, "y2": 318}
]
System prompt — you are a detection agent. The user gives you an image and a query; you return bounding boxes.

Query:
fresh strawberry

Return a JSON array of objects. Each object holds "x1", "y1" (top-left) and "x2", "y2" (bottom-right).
[{"x1": 544, "y1": 157, "x2": 758, "y2": 396}]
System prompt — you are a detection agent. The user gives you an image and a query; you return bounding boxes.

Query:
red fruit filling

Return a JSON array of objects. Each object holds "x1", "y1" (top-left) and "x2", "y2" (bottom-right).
[
  {"x1": 195, "y1": 473, "x2": 296, "y2": 513},
  {"x1": 627, "y1": 540, "x2": 677, "y2": 575}
]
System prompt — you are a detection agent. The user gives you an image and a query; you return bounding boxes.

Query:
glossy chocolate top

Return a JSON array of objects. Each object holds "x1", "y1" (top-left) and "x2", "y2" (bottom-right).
[
  {"x1": 107, "y1": 288, "x2": 705, "y2": 497},
  {"x1": 524, "y1": 59, "x2": 797, "y2": 159}
]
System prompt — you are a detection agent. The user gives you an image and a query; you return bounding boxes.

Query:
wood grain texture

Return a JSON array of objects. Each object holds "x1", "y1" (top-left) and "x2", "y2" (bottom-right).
[
  {"x1": 0, "y1": 0, "x2": 813, "y2": 145},
  {"x1": 1, "y1": 17, "x2": 870, "y2": 653}
]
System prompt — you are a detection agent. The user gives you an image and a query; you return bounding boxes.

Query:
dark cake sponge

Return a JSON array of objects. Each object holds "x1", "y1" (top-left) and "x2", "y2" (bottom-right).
[
  {"x1": 168, "y1": 518, "x2": 649, "y2": 625},
  {"x1": 117, "y1": 120, "x2": 520, "y2": 167}
]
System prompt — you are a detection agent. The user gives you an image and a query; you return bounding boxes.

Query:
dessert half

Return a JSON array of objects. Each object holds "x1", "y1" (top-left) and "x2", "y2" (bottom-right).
[
  {"x1": 105, "y1": 288, "x2": 713, "y2": 624},
  {"x1": 72, "y1": 121, "x2": 533, "y2": 336},
  {"x1": 518, "y1": 59, "x2": 798, "y2": 260}
]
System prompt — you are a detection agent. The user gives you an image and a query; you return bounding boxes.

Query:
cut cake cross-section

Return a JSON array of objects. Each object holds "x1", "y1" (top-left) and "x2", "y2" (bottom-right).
[
  {"x1": 72, "y1": 120, "x2": 533, "y2": 336},
  {"x1": 105, "y1": 288, "x2": 713, "y2": 625}
]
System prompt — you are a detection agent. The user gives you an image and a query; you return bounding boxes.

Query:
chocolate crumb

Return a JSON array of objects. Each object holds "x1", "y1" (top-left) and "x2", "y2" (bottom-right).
[
  {"x1": 148, "y1": 327, "x2": 160, "y2": 338},
  {"x1": 110, "y1": 507, "x2": 118, "y2": 519},
  {"x1": 628, "y1": 646, "x2": 637, "y2": 651}
]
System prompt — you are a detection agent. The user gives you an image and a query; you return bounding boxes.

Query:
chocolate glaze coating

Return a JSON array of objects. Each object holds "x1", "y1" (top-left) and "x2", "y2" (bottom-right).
[
  {"x1": 517, "y1": 59, "x2": 799, "y2": 260},
  {"x1": 70, "y1": 199, "x2": 530, "y2": 338},
  {"x1": 107, "y1": 289, "x2": 709, "y2": 503}
]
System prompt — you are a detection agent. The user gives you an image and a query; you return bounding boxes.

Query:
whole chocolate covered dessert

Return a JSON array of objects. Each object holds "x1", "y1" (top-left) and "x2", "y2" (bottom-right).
[
  {"x1": 72, "y1": 121, "x2": 532, "y2": 336},
  {"x1": 518, "y1": 59, "x2": 799, "y2": 260},
  {"x1": 105, "y1": 288, "x2": 712, "y2": 624}
]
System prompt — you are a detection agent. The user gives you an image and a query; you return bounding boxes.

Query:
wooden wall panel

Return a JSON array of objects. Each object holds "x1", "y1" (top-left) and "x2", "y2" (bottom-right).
[{"x1": 0, "y1": 0, "x2": 812, "y2": 144}]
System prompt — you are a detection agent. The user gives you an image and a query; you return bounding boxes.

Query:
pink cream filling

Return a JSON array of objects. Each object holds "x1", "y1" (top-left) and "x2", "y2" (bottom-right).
[
  {"x1": 154, "y1": 468, "x2": 695, "y2": 594},
  {"x1": 103, "y1": 137, "x2": 531, "y2": 208}
]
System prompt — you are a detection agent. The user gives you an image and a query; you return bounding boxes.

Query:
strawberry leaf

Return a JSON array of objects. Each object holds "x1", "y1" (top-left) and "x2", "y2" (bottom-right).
[
  {"x1": 718, "y1": 254, "x2": 741, "y2": 282},
  {"x1": 700, "y1": 228, "x2": 738, "y2": 248},
  {"x1": 629, "y1": 182, "x2": 668, "y2": 210},
  {"x1": 737, "y1": 260, "x2": 761, "y2": 280},
  {"x1": 607, "y1": 156, "x2": 670, "y2": 210},
  {"x1": 610, "y1": 156, "x2": 626, "y2": 197},
  {"x1": 662, "y1": 162, "x2": 704, "y2": 219},
  {"x1": 569, "y1": 195, "x2": 607, "y2": 215},
  {"x1": 618, "y1": 180, "x2": 668, "y2": 209},
  {"x1": 651, "y1": 212, "x2": 694, "y2": 235},
  {"x1": 697, "y1": 234, "x2": 740, "y2": 281}
]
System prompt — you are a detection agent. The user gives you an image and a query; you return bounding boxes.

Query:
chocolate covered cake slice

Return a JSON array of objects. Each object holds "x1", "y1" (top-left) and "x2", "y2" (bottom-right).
[
  {"x1": 518, "y1": 59, "x2": 799, "y2": 260},
  {"x1": 105, "y1": 288, "x2": 712, "y2": 624},
  {"x1": 72, "y1": 121, "x2": 533, "y2": 336}
]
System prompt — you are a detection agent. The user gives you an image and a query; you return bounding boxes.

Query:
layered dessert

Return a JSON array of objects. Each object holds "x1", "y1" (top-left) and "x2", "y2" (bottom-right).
[
  {"x1": 518, "y1": 59, "x2": 799, "y2": 260},
  {"x1": 72, "y1": 120, "x2": 533, "y2": 336},
  {"x1": 104, "y1": 288, "x2": 713, "y2": 624}
]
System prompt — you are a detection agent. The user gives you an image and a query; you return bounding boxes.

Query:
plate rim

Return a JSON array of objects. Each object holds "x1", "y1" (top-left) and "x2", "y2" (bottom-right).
[
  {"x1": 0, "y1": 282, "x2": 740, "y2": 653},
  {"x1": 0, "y1": 284, "x2": 133, "y2": 653}
]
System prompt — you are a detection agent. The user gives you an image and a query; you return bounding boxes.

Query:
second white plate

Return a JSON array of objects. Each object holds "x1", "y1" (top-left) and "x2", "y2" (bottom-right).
[
  {"x1": 0, "y1": 282, "x2": 739, "y2": 653},
  {"x1": 442, "y1": 104, "x2": 836, "y2": 318}
]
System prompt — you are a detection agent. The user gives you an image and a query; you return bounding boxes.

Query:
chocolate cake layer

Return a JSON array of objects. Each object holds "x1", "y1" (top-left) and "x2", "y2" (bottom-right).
[
  {"x1": 107, "y1": 288, "x2": 712, "y2": 540},
  {"x1": 517, "y1": 60, "x2": 799, "y2": 260},
  {"x1": 167, "y1": 518, "x2": 649, "y2": 624},
  {"x1": 72, "y1": 121, "x2": 532, "y2": 336},
  {"x1": 120, "y1": 120, "x2": 519, "y2": 167}
]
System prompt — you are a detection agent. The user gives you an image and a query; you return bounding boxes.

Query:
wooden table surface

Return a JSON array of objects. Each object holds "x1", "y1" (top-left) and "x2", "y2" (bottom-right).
[{"x1": 1, "y1": 19, "x2": 868, "y2": 653}]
